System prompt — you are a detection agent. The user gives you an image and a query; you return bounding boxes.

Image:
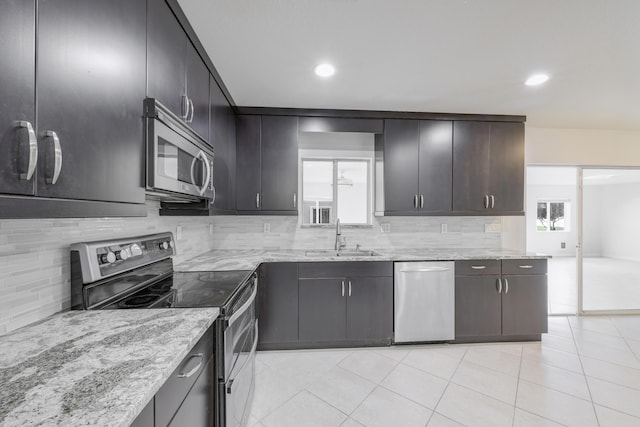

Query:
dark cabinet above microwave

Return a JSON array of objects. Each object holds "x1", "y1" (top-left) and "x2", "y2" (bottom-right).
[{"x1": 0, "y1": 0, "x2": 146, "y2": 218}]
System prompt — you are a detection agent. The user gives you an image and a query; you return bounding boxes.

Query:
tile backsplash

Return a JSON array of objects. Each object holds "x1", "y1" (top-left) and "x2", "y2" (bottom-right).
[
  {"x1": 209, "y1": 215, "x2": 502, "y2": 251},
  {"x1": 0, "y1": 200, "x2": 216, "y2": 335},
  {"x1": 0, "y1": 206, "x2": 501, "y2": 335}
]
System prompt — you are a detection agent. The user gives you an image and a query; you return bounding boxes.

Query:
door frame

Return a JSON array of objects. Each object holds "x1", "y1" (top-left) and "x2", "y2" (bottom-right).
[{"x1": 527, "y1": 164, "x2": 640, "y2": 316}]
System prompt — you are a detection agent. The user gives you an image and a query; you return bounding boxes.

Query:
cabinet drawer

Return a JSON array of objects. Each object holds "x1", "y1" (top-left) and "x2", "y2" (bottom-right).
[
  {"x1": 155, "y1": 325, "x2": 214, "y2": 427},
  {"x1": 502, "y1": 259, "x2": 547, "y2": 275},
  {"x1": 455, "y1": 260, "x2": 501, "y2": 275},
  {"x1": 298, "y1": 261, "x2": 393, "y2": 278}
]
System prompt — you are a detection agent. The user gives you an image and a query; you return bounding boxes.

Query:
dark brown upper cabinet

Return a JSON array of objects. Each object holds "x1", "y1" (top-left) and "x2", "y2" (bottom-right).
[
  {"x1": 36, "y1": 0, "x2": 146, "y2": 205},
  {"x1": 236, "y1": 115, "x2": 298, "y2": 214},
  {"x1": 383, "y1": 119, "x2": 453, "y2": 215},
  {"x1": 1, "y1": 0, "x2": 147, "y2": 217},
  {"x1": 209, "y1": 75, "x2": 236, "y2": 213},
  {"x1": 148, "y1": 0, "x2": 209, "y2": 140},
  {"x1": 0, "y1": 0, "x2": 36, "y2": 197},
  {"x1": 452, "y1": 121, "x2": 524, "y2": 215}
]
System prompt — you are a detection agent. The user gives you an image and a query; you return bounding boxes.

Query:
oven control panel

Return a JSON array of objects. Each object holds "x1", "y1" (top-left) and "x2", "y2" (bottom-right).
[{"x1": 71, "y1": 232, "x2": 175, "y2": 284}]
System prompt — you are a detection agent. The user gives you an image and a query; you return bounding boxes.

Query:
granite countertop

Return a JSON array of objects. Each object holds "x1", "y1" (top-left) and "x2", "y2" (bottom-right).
[
  {"x1": 0, "y1": 308, "x2": 219, "y2": 427},
  {"x1": 176, "y1": 248, "x2": 550, "y2": 272}
]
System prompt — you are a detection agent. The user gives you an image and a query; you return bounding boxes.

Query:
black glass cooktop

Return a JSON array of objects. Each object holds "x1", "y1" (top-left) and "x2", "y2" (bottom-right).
[{"x1": 102, "y1": 270, "x2": 252, "y2": 310}]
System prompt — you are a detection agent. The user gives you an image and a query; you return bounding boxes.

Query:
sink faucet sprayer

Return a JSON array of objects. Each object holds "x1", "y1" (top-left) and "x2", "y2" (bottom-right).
[{"x1": 335, "y1": 218, "x2": 347, "y2": 251}]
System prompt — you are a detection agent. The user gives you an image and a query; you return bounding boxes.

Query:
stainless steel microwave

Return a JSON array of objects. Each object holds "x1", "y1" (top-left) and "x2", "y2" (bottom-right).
[{"x1": 144, "y1": 98, "x2": 215, "y2": 202}]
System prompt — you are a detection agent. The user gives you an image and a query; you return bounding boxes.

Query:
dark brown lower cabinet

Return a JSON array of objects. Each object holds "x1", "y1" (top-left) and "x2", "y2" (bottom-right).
[
  {"x1": 455, "y1": 275, "x2": 502, "y2": 337},
  {"x1": 258, "y1": 262, "x2": 393, "y2": 349},
  {"x1": 346, "y1": 277, "x2": 393, "y2": 342},
  {"x1": 299, "y1": 278, "x2": 347, "y2": 342},
  {"x1": 166, "y1": 358, "x2": 214, "y2": 427},
  {"x1": 455, "y1": 259, "x2": 548, "y2": 341},
  {"x1": 501, "y1": 275, "x2": 548, "y2": 336},
  {"x1": 130, "y1": 398, "x2": 154, "y2": 427},
  {"x1": 257, "y1": 263, "x2": 299, "y2": 348},
  {"x1": 133, "y1": 325, "x2": 214, "y2": 427}
]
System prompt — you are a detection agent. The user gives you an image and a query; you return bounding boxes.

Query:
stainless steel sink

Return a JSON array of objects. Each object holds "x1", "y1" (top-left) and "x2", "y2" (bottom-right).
[{"x1": 305, "y1": 249, "x2": 380, "y2": 257}]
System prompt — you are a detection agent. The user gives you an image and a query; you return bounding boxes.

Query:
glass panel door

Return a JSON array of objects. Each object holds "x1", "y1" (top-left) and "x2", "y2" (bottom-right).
[
  {"x1": 581, "y1": 168, "x2": 640, "y2": 312},
  {"x1": 526, "y1": 166, "x2": 578, "y2": 315}
]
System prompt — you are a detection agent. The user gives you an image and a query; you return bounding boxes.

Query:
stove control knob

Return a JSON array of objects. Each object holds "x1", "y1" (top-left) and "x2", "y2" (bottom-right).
[
  {"x1": 100, "y1": 252, "x2": 116, "y2": 264},
  {"x1": 159, "y1": 241, "x2": 169, "y2": 250},
  {"x1": 119, "y1": 248, "x2": 131, "y2": 260},
  {"x1": 130, "y1": 244, "x2": 143, "y2": 257}
]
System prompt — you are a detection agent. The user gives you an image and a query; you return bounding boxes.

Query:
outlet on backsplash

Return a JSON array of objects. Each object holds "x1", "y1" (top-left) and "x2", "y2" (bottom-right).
[
  {"x1": 484, "y1": 223, "x2": 501, "y2": 233},
  {"x1": 176, "y1": 225, "x2": 183, "y2": 240},
  {"x1": 441, "y1": 224, "x2": 447, "y2": 233},
  {"x1": 380, "y1": 223, "x2": 391, "y2": 233},
  {"x1": 263, "y1": 223, "x2": 271, "y2": 233}
]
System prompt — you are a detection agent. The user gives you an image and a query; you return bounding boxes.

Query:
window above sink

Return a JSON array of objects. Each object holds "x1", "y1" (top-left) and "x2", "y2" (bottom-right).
[{"x1": 299, "y1": 131, "x2": 374, "y2": 227}]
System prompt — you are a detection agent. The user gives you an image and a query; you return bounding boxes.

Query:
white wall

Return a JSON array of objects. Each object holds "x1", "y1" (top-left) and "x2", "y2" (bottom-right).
[
  {"x1": 526, "y1": 127, "x2": 640, "y2": 166},
  {"x1": 582, "y1": 185, "x2": 603, "y2": 257}
]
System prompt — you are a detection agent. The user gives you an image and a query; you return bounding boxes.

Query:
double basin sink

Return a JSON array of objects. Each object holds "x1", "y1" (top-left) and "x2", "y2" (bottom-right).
[{"x1": 305, "y1": 249, "x2": 381, "y2": 257}]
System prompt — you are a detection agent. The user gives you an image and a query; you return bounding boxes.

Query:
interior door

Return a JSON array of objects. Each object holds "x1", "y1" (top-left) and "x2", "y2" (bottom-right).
[
  {"x1": 36, "y1": 0, "x2": 146, "y2": 203},
  {"x1": 0, "y1": 0, "x2": 36, "y2": 196}
]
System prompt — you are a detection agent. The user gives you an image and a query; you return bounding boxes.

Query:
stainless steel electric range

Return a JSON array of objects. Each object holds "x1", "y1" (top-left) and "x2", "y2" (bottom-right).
[{"x1": 70, "y1": 232, "x2": 257, "y2": 427}]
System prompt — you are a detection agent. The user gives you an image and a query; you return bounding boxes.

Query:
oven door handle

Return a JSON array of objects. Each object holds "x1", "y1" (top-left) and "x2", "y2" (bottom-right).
[
  {"x1": 227, "y1": 322, "x2": 258, "y2": 394},
  {"x1": 227, "y1": 277, "x2": 257, "y2": 326}
]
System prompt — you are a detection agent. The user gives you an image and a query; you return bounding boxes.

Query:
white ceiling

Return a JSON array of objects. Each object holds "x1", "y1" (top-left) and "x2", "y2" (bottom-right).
[{"x1": 178, "y1": 0, "x2": 640, "y2": 130}]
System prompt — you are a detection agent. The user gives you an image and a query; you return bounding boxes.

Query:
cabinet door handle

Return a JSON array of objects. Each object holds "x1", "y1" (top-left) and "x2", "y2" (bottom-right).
[
  {"x1": 181, "y1": 95, "x2": 189, "y2": 120},
  {"x1": 177, "y1": 353, "x2": 204, "y2": 378},
  {"x1": 413, "y1": 194, "x2": 418, "y2": 208},
  {"x1": 490, "y1": 195, "x2": 495, "y2": 209},
  {"x1": 341, "y1": 280, "x2": 345, "y2": 297},
  {"x1": 471, "y1": 265, "x2": 486, "y2": 270},
  {"x1": 519, "y1": 265, "x2": 533, "y2": 269},
  {"x1": 187, "y1": 98, "x2": 195, "y2": 123},
  {"x1": 419, "y1": 195, "x2": 424, "y2": 209},
  {"x1": 504, "y1": 278, "x2": 509, "y2": 294},
  {"x1": 496, "y1": 277, "x2": 502, "y2": 294},
  {"x1": 293, "y1": 193, "x2": 297, "y2": 208},
  {"x1": 44, "y1": 131, "x2": 62, "y2": 184},
  {"x1": 15, "y1": 121, "x2": 38, "y2": 181},
  {"x1": 348, "y1": 280, "x2": 352, "y2": 297},
  {"x1": 483, "y1": 195, "x2": 489, "y2": 209},
  {"x1": 256, "y1": 193, "x2": 260, "y2": 208}
]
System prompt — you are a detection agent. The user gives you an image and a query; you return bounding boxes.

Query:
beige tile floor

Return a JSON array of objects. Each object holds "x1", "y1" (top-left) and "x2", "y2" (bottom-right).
[
  {"x1": 547, "y1": 257, "x2": 640, "y2": 314},
  {"x1": 248, "y1": 316, "x2": 640, "y2": 427}
]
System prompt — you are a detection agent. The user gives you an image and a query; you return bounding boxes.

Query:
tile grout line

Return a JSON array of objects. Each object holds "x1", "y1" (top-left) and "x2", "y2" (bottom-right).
[
  {"x1": 609, "y1": 316, "x2": 640, "y2": 364},
  {"x1": 510, "y1": 339, "x2": 525, "y2": 426},
  {"x1": 568, "y1": 315, "x2": 601, "y2": 426},
  {"x1": 425, "y1": 344, "x2": 470, "y2": 425}
]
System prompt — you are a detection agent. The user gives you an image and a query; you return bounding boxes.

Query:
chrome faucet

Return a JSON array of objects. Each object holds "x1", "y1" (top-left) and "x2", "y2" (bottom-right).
[{"x1": 335, "y1": 218, "x2": 347, "y2": 251}]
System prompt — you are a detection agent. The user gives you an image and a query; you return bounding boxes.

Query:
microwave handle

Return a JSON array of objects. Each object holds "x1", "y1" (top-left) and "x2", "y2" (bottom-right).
[{"x1": 190, "y1": 150, "x2": 212, "y2": 196}]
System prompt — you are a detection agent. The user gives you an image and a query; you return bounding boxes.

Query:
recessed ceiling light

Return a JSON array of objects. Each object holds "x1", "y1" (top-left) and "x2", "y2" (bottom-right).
[
  {"x1": 525, "y1": 73, "x2": 549, "y2": 86},
  {"x1": 314, "y1": 63, "x2": 335, "y2": 78}
]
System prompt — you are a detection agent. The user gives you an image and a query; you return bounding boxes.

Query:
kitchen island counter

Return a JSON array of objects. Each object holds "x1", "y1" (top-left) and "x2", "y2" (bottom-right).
[
  {"x1": 0, "y1": 308, "x2": 219, "y2": 427},
  {"x1": 176, "y1": 248, "x2": 550, "y2": 272}
]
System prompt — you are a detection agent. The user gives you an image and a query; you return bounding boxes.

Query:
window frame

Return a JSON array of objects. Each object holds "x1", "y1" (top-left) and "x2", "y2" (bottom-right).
[
  {"x1": 536, "y1": 200, "x2": 570, "y2": 232},
  {"x1": 300, "y1": 157, "x2": 372, "y2": 227}
]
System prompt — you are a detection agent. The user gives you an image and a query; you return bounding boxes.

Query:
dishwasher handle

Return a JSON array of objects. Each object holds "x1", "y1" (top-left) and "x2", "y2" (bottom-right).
[{"x1": 399, "y1": 267, "x2": 450, "y2": 273}]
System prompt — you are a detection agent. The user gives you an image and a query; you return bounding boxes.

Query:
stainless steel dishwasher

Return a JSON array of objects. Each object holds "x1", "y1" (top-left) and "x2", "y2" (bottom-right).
[{"x1": 394, "y1": 261, "x2": 455, "y2": 343}]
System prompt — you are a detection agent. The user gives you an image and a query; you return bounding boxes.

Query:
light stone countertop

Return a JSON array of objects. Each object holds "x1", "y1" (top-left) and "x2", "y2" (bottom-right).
[
  {"x1": 176, "y1": 248, "x2": 550, "y2": 272},
  {"x1": 0, "y1": 308, "x2": 219, "y2": 427}
]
